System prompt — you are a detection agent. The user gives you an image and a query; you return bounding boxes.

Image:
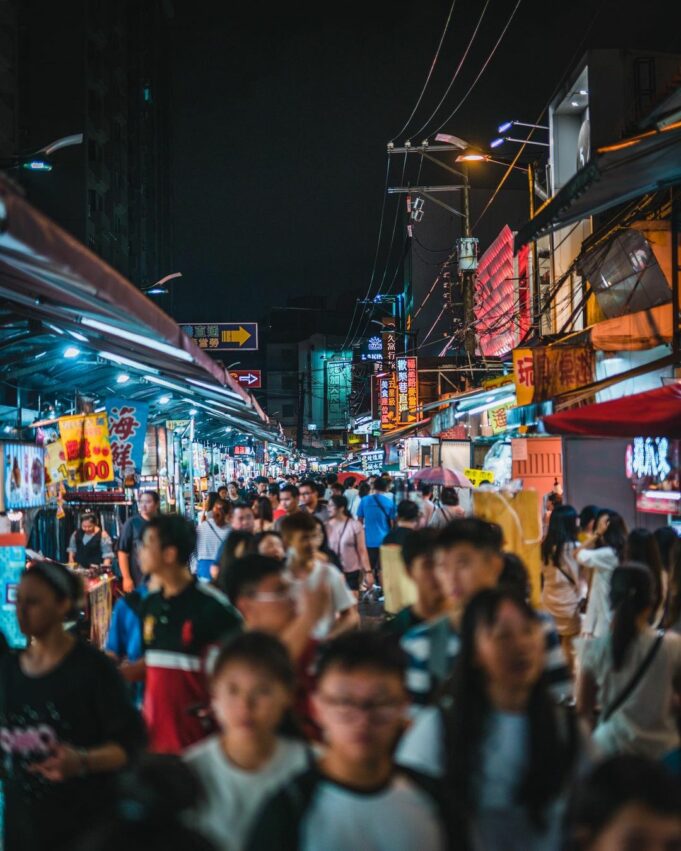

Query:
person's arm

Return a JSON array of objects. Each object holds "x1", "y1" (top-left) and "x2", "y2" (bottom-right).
[
  {"x1": 355, "y1": 524, "x2": 373, "y2": 577},
  {"x1": 356, "y1": 499, "x2": 365, "y2": 527},
  {"x1": 576, "y1": 668, "x2": 598, "y2": 730},
  {"x1": 28, "y1": 742, "x2": 129, "y2": 782},
  {"x1": 119, "y1": 658, "x2": 146, "y2": 682},
  {"x1": 281, "y1": 580, "x2": 331, "y2": 662},
  {"x1": 67, "y1": 532, "x2": 77, "y2": 566},
  {"x1": 100, "y1": 532, "x2": 114, "y2": 568},
  {"x1": 327, "y1": 605, "x2": 359, "y2": 639},
  {"x1": 117, "y1": 550, "x2": 134, "y2": 593}
]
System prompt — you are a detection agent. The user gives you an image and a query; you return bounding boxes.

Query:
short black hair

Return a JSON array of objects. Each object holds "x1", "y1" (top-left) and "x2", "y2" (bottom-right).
[
  {"x1": 330, "y1": 495, "x2": 349, "y2": 513},
  {"x1": 222, "y1": 554, "x2": 283, "y2": 603},
  {"x1": 145, "y1": 514, "x2": 196, "y2": 564},
  {"x1": 436, "y1": 517, "x2": 502, "y2": 553},
  {"x1": 566, "y1": 755, "x2": 681, "y2": 849},
  {"x1": 440, "y1": 487, "x2": 459, "y2": 507},
  {"x1": 141, "y1": 490, "x2": 161, "y2": 505},
  {"x1": 279, "y1": 511, "x2": 317, "y2": 538},
  {"x1": 80, "y1": 512, "x2": 98, "y2": 524},
  {"x1": 499, "y1": 552, "x2": 530, "y2": 599},
  {"x1": 26, "y1": 561, "x2": 85, "y2": 619},
  {"x1": 419, "y1": 482, "x2": 433, "y2": 496},
  {"x1": 373, "y1": 477, "x2": 388, "y2": 492},
  {"x1": 298, "y1": 479, "x2": 316, "y2": 492},
  {"x1": 316, "y1": 631, "x2": 407, "y2": 683},
  {"x1": 396, "y1": 499, "x2": 419, "y2": 522},
  {"x1": 231, "y1": 502, "x2": 253, "y2": 512},
  {"x1": 325, "y1": 473, "x2": 338, "y2": 485},
  {"x1": 401, "y1": 529, "x2": 438, "y2": 571},
  {"x1": 212, "y1": 631, "x2": 295, "y2": 690},
  {"x1": 280, "y1": 483, "x2": 299, "y2": 498},
  {"x1": 267, "y1": 483, "x2": 280, "y2": 496}
]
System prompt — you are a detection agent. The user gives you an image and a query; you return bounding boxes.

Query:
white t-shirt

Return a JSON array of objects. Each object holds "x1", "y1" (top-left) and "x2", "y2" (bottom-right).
[
  {"x1": 299, "y1": 773, "x2": 446, "y2": 851},
  {"x1": 287, "y1": 560, "x2": 356, "y2": 639},
  {"x1": 195, "y1": 520, "x2": 231, "y2": 562},
  {"x1": 541, "y1": 543, "x2": 584, "y2": 636},
  {"x1": 183, "y1": 735, "x2": 310, "y2": 851},
  {"x1": 581, "y1": 628, "x2": 681, "y2": 760},
  {"x1": 577, "y1": 546, "x2": 619, "y2": 637},
  {"x1": 397, "y1": 707, "x2": 569, "y2": 851}
]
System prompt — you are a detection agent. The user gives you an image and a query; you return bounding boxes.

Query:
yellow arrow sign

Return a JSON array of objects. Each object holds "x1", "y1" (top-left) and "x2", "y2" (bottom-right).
[{"x1": 221, "y1": 326, "x2": 252, "y2": 347}]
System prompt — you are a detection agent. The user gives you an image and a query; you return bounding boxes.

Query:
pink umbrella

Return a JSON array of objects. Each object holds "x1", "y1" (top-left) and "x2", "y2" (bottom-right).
[{"x1": 410, "y1": 466, "x2": 474, "y2": 488}]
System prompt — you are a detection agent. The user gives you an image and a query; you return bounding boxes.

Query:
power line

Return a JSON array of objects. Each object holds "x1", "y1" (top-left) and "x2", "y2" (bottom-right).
[
  {"x1": 435, "y1": 0, "x2": 524, "y2": 133},
  {"x1": 414, "y1": 0, "x2": 493, "y2": 138},
  {"x1": 392, "y1": 0, "x2": 458, "y2": 140}
]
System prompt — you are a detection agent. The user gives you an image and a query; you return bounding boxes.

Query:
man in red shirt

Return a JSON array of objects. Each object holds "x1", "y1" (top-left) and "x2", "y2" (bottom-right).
[{"x1": 133, "y1": 514, "x2": 242, "y2": 753}]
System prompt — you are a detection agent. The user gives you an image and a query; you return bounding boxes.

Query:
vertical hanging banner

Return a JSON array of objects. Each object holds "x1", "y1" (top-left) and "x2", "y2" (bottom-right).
[
  {"x1": 396, "y1": 356, "x2": 419, "y2": 424},
  {"x1": 58, "y1": 413, "x2": 114, "y2": 486},
  {"x1": 381, "y1": 330, "x2": 398, "y2": 431},
  {"x1": 106, "y1": 398, "x2": 150, "y2": 480},
  {"x1": 513, "y1": 348, "x2": 535, "y2": 407},
  {"x1": 326, "y1": 359, "x2": 352, "y2": 428}
]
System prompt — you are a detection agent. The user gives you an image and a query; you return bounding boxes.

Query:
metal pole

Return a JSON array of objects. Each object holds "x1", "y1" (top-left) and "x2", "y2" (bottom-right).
[
  {"x1": 188, "y1": 416, "x2": 195, "y2": 520},
  {"x1": 672, "y1": 187, "x2": 680, "y2": 363},
  {"x1": 461, "y1": 166, "x2": 476, "y2": 359},
  {"x1": 528, "y1": 162, "x2": 541, "y2": 336}
]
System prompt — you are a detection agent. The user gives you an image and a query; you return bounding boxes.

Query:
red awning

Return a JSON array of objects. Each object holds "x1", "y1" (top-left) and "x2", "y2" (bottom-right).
[{"x1": 543, "y1": 384, "x2": 681, "y2": 438}]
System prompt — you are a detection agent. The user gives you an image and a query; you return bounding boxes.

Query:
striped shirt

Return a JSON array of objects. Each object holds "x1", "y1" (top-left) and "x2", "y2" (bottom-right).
[{"x1": 401, "y1": 611, "x2": 572, "y2": 707}]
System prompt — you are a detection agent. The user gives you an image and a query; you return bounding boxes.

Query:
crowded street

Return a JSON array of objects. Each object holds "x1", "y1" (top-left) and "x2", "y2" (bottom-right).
[{"x1": 0, "y1": 1, "x2": 681, "y2": 849}]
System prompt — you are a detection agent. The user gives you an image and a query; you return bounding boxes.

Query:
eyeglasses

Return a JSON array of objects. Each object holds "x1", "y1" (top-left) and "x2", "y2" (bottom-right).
[
  {"x1": 317, "y1": 694, "x2": 406, "y2": 725},
  {"x1": 250, "y1": 589, "x2": 293, "y2": 603}
]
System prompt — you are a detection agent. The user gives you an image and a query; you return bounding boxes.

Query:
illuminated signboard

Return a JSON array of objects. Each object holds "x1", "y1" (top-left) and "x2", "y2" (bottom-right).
[
  {"x1": 361, "y1": 450, "x2": 384, "y2": 476},
  {"x1": 396, "y1": 356, "x2": 418, "y2": 425},
  {"x1": 360, "y1": 335, "x2": 384, "y2": 363},
  {"x1": 380, "y1": 331, "x2": 398, "y2": 431},
  {"x1": 625, "y1": 437, "x2": 679, "y2": 486}
]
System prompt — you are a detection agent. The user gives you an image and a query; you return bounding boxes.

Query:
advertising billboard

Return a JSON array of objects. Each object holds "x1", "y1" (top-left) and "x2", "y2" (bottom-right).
[{"x1": 1, "y1": 443, "x2": 45, "y2": 510}]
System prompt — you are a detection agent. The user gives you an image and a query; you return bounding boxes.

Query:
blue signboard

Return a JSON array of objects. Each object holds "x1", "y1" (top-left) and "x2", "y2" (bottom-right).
[
  {"x1": 0, "y1": 540, "x2": 27, "y2": 648},
  {"x1": 180, "y1": 322, "x2": 259, "y2": 351}
]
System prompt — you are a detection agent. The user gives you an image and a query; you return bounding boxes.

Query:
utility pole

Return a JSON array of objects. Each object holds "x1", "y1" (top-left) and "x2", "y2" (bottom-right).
[
  {"x1": 296, "y1": 374, "x2": 305, "y2": 451},
  {"x1": 459, "y1": 164, "x2": 477, "y2": 360}
]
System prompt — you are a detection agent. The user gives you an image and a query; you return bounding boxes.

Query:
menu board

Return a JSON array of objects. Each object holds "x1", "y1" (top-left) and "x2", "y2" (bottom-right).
[{"x1": 2, "y1": 443, "x2": 45, "y2": 510}]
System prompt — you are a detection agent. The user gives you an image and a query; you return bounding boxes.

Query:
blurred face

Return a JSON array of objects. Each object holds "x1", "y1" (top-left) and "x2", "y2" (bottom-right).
[
  {"x1": 435, "y1": 543, "x2": 502, "y2": 606},
  {"x1": 218, "y1": 488, "x2": 228, "y2": 500},
  {"x1": 211, "y1": 660, "x2": 292, "y2": 739},
  {"x1": 231, "y1": 507, "x2": 255, "y2": 533},
  {"x1": 280, "y1": 491, "x2": 298, "y2": 514},
  {"x1": 312, "y1": 524, "x2": 325, "y2": 550},
  {"x1": 81, "y1": 518, "x2": 96, "y2": 535},
  {"x1": 257, "y1": 482, "x2": 267, "y2": 495},
  {"x1": 587, "y1": 803, "x2": 681, "y2": 851},
  {"x1": 475, "y1": 601, "x2": 544, "y2": 694},
  {"x1": 409, "y1": 554, "x2": 445, "y2": 609},
  {"x1": 237, "y1": 573, "x2": 295, "y2": 632},
  {"x1": 327, "y1": 501, "x2": 340, "y2": 519},
  {"x1": 258, "y1": 534, "x2": 285, "y2": 561},
  {"x1": 139, "y1": 493, "x2": 158, "y2": 519},
  {"x1": 299, "y1": 485, "x2": 318, "y2": 510},
  {"x1": 212, "y1": 503, "x2": 227, "y2": 526},
  {"x1": 286, "y1": 529, "x2": 316, "y2": 561},
  {"x1": 314, "y1": 667, "x2": 408, "y2": 764},
  {"x1": 228, "y1": 484, "x2": 239, "y2": 499},
  {"x1": 139, "y1": 526, "x2": 173, "y2": 575},
  {"x1": 595, "y1": 513, "x2": 610, "y2": 537},
  {"x1": 16, "y1": 573, "x2": 70, "y2": 637}
]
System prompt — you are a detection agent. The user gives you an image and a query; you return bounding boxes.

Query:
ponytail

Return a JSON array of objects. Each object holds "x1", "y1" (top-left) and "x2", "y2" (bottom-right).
[{"x1": 609, "y1": 564, "x2": 653, "y2": 671}]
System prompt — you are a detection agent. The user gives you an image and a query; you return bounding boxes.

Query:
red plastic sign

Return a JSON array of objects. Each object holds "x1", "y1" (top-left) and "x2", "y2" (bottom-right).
[{"x1": 230, "y1": 370, "x2": 262, "y2": 389}]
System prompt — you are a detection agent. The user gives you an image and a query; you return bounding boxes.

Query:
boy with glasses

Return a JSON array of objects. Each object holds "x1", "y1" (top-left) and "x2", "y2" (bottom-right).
[{"x1": 246, "y1": 632, "x2": 450, "y2": 851}]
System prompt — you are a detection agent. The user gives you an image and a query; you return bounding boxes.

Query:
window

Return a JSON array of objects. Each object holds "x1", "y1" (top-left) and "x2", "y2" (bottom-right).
[
  {"x1": 282, "y1": 404, "x2": 295, "y2": 419},
  {"x1": 280, "y1": 374, "x2": 298, "y2": 392}
]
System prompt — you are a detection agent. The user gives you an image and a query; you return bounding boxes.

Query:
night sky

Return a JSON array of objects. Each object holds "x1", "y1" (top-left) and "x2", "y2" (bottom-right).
[{"x1": 167, "y1": 0, "x2": 681, "y2": 326}]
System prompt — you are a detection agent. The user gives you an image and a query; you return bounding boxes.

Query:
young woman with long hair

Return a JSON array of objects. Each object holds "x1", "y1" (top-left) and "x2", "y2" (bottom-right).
[
  {"x1": 578, "y1": 512, "x2": 628, "y2": 638},
  {"x1": 541, "y1": 505, "x2": 584, "y2": 672},
  {"x1": 252, "y1": 495, "x2": 274, "y2": 534},
  {"x1": 577, "y1": 563, "x2": 681, "y2": 761},
  {"x1": 398, "y1": 587, "x2": 580, "y2": 850},
  {"x1": 624, "y1": 528, "x2": 665, "y2": 626},
  {"x1": 0, "y1": 562, "x2": 145, "y2": 851},
  {"x1": 325, "y1": 495, "x2": 372, "y2": 593}
]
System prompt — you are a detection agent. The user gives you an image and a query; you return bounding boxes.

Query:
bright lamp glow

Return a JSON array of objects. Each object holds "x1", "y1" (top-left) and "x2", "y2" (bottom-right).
[
  {"x1": 63, "y1": 346, "x2": 80, "y2": 359},
  {"x1": 490, "y1": 137, "x2": 505, "y2": 149},
  {"x1": 456, "y1": 151, "x2": 488, "y2": 162},
  {"x1": 80, "y1": 318, "x2": 194, "y2": 362},
  {"x1": 158, "y1": 395, "x2": 171, "y2": 405},
  {"x1": 456, "y1": 394, "x2": 515, "y2": 418},
  {"x1": 116, "y1": 373, "x2": 130, "y2": 384},
  {"x1": 145, "y1": 375, "x2": 187, "y2": 392},
  {"x1": 98, "y1": 351, "x2": 159, "y2": 374},
  {"x1": 497, "y1": 121, "x2": 513, "y2": 134}
]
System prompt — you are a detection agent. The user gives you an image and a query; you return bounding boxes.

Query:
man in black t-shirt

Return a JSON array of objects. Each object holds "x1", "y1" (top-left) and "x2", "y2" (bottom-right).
[{"x1": 117, "y1": 490, "x2": 160, "y2": 592}]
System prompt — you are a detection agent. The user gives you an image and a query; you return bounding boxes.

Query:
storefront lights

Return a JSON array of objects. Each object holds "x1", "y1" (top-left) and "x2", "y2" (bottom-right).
[
  {"x1": 81, "y1": 317, "x2": 194, "y2": 362},
  {"x1": 63, "y1": 346, "x2": 80, "y2": 358},
  {"x1": 456, "y1": 394, "x2": 516, "y2": 418}
]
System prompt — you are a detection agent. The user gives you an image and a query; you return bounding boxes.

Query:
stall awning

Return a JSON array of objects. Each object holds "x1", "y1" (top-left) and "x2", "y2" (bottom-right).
[
  {"x1": 379, "y1": 418, "x2": 431, "y2": 445},
  {"x1": 0, "y1": 177, "x2": 286, "y2": 448},
  {"x1": 515, "y1": 120, "x2": 681, "y2": 251},
  {"x1": 590, "y1": 303, "x2": 672, "y2": 351},
  {"x1": 543, "y1": 383, "x2": 681, "y2": 438}
]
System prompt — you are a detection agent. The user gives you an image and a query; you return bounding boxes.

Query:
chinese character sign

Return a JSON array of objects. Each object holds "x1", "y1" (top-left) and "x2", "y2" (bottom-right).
[
  {"x1": 625, "y1": 437, "x2": 679, "y2": 489},
  {"x1": 58, "y1": 413, "x2": 113, "y2": 487},
  {"x1": 105, "y1": 398, "x2": 149, "y2": 480},
  {"x1": 533, "y1": 346, "x2": 594, "y2": 402},
  {"x1": 180, "y1": 322, "x2": 258, "y2": 351},
  {"x1": 326, "y1": 359, "x2": 351, "y2": 428},
  {"x1": 488, "y1": 401, "x2": 514, "y2": 434},
  {"x1": 396, "y1": 356, "x2": 418, "y2": 424},
  {"x1": 513, "y1": 348, "x2": 535, "y2": 406}
]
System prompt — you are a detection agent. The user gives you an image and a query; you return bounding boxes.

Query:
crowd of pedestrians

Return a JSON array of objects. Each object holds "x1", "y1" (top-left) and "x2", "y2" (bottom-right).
[{"x1": 0, "y1": 473, "x2": 679, "y2": 850}]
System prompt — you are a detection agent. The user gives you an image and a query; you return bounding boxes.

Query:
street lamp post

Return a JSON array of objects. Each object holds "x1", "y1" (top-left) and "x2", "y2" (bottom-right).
[{"x1": 0, "y1": 133, "x2": 84, "y2": 171}]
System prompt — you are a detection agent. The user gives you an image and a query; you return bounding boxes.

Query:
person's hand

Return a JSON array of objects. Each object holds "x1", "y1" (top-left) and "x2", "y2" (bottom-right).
[
  {"x1": 121, "y1": 575, "x2": 134, "y2": 594},
  {"x1": 300, "y1": 579, "x2": 331, "y2": 624},
  {"x1": 362, "y1": 570, "x2": 375, "y2": 590},
  {"x1": 27, "y1": 744, "x2": 82, "y2": 782}
]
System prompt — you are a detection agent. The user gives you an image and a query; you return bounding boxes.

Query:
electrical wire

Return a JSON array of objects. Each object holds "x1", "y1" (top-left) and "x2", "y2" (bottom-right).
[
  {"x1": 414, "y1": 0, "x2": 493, "y2": 138},
  {"x1": 391, "y1": 0, "x2": 458, "y2": 140},
  {"x1": 435, "y1": 0, "x2": 524, "y2": 134}
]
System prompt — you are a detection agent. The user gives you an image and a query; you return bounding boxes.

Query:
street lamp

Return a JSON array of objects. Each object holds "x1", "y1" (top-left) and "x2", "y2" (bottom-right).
[
  {"x1": 142, "y1": 271, "x2": 183, "y2": 296},
  {"x1": 490, "y1": 136, "x2": 549, "y2": 149},
  {"x1": 0, "y1": 133, "x2": 84, "y2": 172},
  {"x1": 497, "y1": 120, "x2": 548, "y2": 133}
]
